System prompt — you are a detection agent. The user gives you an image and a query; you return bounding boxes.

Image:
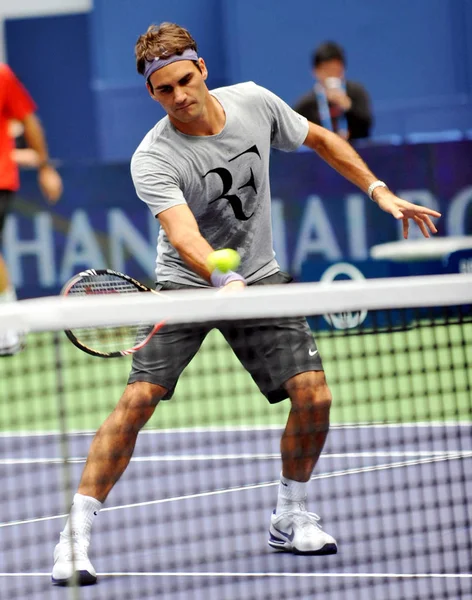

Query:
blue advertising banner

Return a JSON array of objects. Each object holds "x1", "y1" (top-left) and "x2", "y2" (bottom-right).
[
  {"x1": 269, "y1": 140, "x2": 472, "y2": 276},
  {"x1": 6, "y1": 140, "x2": 472, "y2": 299},
  {"x1": 6, "y1": 165, "x2": 159, "y2": 299}
]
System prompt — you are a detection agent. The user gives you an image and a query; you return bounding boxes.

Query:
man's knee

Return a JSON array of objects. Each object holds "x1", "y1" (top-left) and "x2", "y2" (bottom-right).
[
  {"x1": 286, "y1": 371, "x2": 331, "y2": 405},
  {"x1": 115, "y1": 381, "x2": 167, "y2": 427},
  {"x1": 285, "y1": 371, "x2": 332, "y2": 429}
]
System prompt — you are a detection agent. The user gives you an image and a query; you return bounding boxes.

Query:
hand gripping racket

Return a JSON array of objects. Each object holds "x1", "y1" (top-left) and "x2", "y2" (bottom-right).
[{"x1": 61, "y1": 269, "x2": 165, "y2": 358}]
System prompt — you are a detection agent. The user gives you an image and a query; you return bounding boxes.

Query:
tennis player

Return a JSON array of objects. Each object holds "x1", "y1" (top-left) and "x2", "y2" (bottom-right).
[{"x1": 52, "y1": 22, "x2": 441, "y2": 585}]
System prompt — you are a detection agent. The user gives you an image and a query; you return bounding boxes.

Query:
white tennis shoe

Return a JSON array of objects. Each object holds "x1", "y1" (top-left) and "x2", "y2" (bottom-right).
[
  {"x1": 51, "y1": 532, "x2": 97, "y2": 586},
  {"x1": 268, "y1": 509, "x2": 337, "y2": 555}
]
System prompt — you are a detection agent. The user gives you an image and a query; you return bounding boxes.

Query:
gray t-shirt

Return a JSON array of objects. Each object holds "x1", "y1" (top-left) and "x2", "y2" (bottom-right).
[{"x1": 131, "y1": 81, "x2": 309, "y2": 286}]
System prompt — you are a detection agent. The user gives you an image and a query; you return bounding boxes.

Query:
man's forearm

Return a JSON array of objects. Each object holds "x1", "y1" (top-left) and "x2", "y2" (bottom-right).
[
  {"x1": 169, "y1": 229, "x2": 215, "y2": 282},
  {"x1": 305, "y1": 123, "x2": 377, "y2": 193},
  {"x1": 159, "y1": 205, "x2": 218, "y2": 282}
]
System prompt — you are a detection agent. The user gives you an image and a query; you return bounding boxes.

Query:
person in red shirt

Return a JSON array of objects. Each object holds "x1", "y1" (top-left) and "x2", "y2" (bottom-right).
[{"x1": 0, "y1": 64, "x2": 63, "y2": 354}]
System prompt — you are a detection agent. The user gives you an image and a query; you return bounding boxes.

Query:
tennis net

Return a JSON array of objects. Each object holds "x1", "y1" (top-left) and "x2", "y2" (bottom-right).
[{"x1": 0, "y1": 273, "x2": 471, "y2": 600}]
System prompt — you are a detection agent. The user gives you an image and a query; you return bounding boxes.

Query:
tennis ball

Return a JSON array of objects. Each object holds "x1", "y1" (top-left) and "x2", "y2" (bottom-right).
[{"x1": 207, "y1": 248, "x2": 241, "y2": 273}]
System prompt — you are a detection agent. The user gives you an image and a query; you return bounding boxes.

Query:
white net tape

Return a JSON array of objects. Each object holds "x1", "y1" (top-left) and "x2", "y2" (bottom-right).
[{"x1": 0, "y1": 273, "x2": 471, "y2": 333}]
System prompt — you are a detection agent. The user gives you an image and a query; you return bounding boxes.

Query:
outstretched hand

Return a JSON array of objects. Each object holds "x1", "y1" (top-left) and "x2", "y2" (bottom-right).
[{"x1": 373, "y1": 188, "x2": 441, "y2": 239}]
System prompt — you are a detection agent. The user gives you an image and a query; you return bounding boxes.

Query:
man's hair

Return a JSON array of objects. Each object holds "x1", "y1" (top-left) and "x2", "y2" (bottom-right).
[
  {"x1": 312, "y1": 42, "x2": 346, "y2": 68},
  {"x1": 135, "y1": 22, "x2": 199, "y2": 76}
]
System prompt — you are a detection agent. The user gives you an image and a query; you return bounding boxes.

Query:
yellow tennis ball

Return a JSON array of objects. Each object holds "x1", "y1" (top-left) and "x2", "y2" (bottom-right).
[{"x1": 207, "y1": 249, "x2": 241, "y2": 273}]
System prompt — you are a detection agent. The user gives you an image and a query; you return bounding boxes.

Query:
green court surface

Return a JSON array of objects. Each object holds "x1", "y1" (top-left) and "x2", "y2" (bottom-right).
[{"x1": 0, "y1": 322, "x2": 470, "y2": 432}]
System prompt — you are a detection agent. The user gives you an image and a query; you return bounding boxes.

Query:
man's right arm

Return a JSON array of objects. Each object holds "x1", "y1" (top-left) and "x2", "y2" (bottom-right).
[
  {"x1": 158, "y1": 204, "x2": 219, "y2": 283},
  {"x1": 157, "y1": 205, "x2": 246, "y2": 290},
  {"x1": 131, "y1": 152, "x2": 215, "y2": 278}
]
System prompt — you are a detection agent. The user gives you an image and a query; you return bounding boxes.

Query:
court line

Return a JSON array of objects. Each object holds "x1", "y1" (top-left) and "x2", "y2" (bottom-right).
[
  {"x1": 0, "y1": 572, "x2": 470, "y2": 579},
  {"x1": 0, "y1": 421, "x2": 470, "y2": 437},
  {"x1": 1, "y1": 450, "x2": 471, "y2": 465},
  {"x1": 0, "y1": 451, "x2": 467, "y2": 529}
]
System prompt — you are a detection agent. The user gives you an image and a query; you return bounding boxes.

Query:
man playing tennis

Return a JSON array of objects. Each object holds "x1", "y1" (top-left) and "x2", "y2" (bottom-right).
[{"x1": 52, "y1": 22, "x2": 440, "y2": 585}]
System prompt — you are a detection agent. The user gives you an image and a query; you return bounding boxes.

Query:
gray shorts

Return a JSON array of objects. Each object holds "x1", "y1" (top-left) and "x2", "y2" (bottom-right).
[{"x1": 128, "y1": 271, "x2": 324, "y2": 403}]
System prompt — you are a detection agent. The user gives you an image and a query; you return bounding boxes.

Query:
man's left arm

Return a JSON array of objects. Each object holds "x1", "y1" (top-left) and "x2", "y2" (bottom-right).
[{"x1": 303, "y1": 122, "x2": 440, "y2": 238}]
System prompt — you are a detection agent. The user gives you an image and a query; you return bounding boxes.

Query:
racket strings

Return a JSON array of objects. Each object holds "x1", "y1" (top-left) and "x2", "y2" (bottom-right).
[
  {"x1": 66, "y1": 275, "x2": 155, "y2": 355},
  {"x1": 69, "y1": 276, "x2": 143, "y2": 296}
]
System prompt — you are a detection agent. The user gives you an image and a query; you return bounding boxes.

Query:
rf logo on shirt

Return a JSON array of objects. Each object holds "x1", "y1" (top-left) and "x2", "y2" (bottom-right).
[{"x1": 203, "y1": 145, "x2": 261, "y2": 220}]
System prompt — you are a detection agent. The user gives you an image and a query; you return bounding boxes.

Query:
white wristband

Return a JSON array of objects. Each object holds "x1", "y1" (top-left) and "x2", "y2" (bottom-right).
[{"x1": 367, "y1": 180, "x2": 388, "y2": 201}]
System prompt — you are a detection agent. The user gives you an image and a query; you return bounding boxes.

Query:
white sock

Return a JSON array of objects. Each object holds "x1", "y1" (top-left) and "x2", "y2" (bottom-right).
[
  {"x1": 61, "y1": 493, "x2": 102, "y2": 541},
  {"x1": 0, "y1": 286, "x2": 17, "y2": 303},
  {"x1": 276, "y1": 472, "x2": 308, "y2": 514}
]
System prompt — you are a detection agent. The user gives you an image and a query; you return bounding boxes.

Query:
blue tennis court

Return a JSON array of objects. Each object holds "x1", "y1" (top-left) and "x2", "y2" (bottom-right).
[{"x1": 1, "y1": 424, "x2": 470, "y2": 600}]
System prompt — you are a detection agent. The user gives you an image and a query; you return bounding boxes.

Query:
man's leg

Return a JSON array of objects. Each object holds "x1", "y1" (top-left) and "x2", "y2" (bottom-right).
[
  {"x1": 219, "y1": 299, "x2": 336, "y2": 554},
  {"x1": 52, "y1": 288, "x2": 208, "y2": 586},
  {"x1": 52, "y1": 381, "x2": 167, "y2": 586},
  {"x1": 269, "y1": 370, "x2": 337, "y2": 555},
  {"x1": 78, "y1": 381, "x2": 166, "y2": 501},
  {"x1": 281, "y1": 370, "x2": 331, "y2": 484}
]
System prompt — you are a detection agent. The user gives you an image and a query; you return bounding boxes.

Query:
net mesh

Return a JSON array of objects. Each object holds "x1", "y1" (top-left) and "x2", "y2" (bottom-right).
[{"x1": 1, "y1": 274, "x2": 471, "y2": 600}]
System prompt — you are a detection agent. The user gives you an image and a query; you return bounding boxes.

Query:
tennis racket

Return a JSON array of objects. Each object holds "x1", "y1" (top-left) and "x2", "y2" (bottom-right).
[{"x1": 61, "y1": 269, "x2": 165, "y2": 358}]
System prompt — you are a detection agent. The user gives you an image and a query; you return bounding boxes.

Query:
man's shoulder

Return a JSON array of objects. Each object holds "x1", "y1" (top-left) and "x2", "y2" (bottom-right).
[
  {"x1": 210, "y1": 80, "x2": 265, "y2": 103},
  {"x1": 132, "y1": 115, "x2": 173, "y2": 157},
  {"x1": 212, "y1": 81, "x2": 290, "y2": 114},
  {"x1": 131, "y1": 116, "x2": 181, "y2": 178},
  {"x1": 211, "y1": 81, "x2": 258, "y2": 94}
]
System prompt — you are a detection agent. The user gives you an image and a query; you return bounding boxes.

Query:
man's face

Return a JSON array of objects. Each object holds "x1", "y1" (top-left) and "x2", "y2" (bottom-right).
[
  {"x1": 313, "y1": 59, "x2": 345, "y2": 86},
  {"x1": 147, "y1": 58, "x2": 208, "y2": 124}
]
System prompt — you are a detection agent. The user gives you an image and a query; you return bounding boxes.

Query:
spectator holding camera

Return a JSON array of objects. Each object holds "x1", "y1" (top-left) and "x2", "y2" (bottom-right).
[{"x1": 293, "y1": 41, "x2": 372, "y2": 141}]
